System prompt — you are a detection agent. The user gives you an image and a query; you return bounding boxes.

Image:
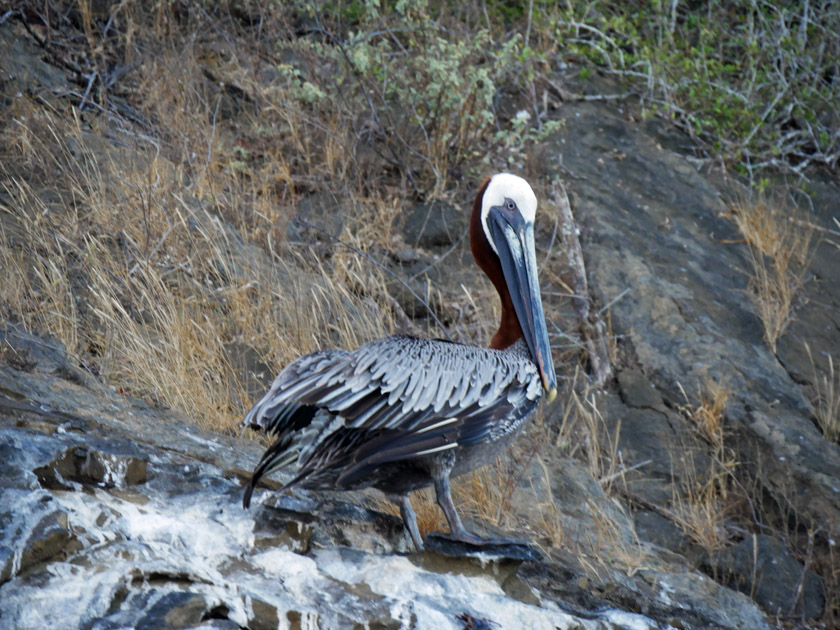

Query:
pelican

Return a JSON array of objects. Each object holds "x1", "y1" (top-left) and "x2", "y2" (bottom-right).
[{"x1": 242, "y1": 173, "x2": 557, "y2": 551}]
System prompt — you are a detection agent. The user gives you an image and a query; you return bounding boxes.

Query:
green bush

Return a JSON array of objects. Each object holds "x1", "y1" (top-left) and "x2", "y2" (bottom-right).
[
  {"x1": 555, "y1": 0, "x2": 839, "y2": 178},
  {"x1": 277, "y1": 0, "x2": 562, "y2": 192}
]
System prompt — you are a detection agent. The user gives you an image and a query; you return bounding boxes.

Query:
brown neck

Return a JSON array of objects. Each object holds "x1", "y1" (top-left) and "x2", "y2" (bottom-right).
[{"x1": 470, "y1": 176, "x2": 523, "y2": 350}]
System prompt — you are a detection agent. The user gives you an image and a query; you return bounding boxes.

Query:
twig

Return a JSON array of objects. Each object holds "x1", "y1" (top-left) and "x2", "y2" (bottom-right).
[
  {"x1": 524, "y1": 0, "x2": 534, "y2": 50},
  {"x1": 408, "y1": 230, "x2": 467, "y2": 282},
  {"x1": 540, "y1": 207, "x2": 559, "y2": 271},
  {"x1": 598, "y1": 459, "x2": 652, "y2": 486},
  {"x1": 128, "y1": 221, "x2": 177, "y2": 277},
  {"x1": 788, "y1": 528, "x2": 815, "y2": 618},
  {"x1": 0, "y1": 395, "x2": 87, "y2": 426},
  {"x1": 553, "y1": 178, "x2": 612, "y2": 386},
  {"x1": 547, "y1": 318, "x2": 585, "y2": 351},
  {"x1": 539, "y1": 75, "x2": 635, "y2": 103},
  {"x1": 78, "y1": 71, "x2": 98, "y2": 112},
  {"x1": 196, "y1": 96, "x2": 221, "y2": 188},
  {"x1": 596, "y1": 287, "x2": 630, "y2": 317}
]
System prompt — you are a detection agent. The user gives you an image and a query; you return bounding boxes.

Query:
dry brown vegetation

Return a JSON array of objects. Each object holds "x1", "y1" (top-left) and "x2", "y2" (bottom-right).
[
  {"x1": 805, "y1": 343, "x2": 840, "y2": 444},
  {"x1": 1, "y1": 0, "x2": 595, "y2": 563},
  {"x1": 726, "y1": 197, "x2": 814, "y2": 353},
  {"x1": 384, "y1": 458, "x2": 535, "y2": 544},
  {"x1": 0, "y1": 101, "x2": 402, "y2": 431},
  {"x1": 2, "y1": 3, "x2": 542, "y2": 433},
  {"x1": 668, "y1": 380, "x2": 737, "y2": 553}
]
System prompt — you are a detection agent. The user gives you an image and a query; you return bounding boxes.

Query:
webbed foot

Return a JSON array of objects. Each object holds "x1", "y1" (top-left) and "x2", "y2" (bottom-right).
[{"x1": 424, "y1": 531, "x2": 544, "y2": 561}]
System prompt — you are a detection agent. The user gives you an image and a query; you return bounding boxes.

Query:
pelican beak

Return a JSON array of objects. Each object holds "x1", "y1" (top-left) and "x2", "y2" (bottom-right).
[{"x1": 487, "y1": 205, "x2": 557, "y2": 402}]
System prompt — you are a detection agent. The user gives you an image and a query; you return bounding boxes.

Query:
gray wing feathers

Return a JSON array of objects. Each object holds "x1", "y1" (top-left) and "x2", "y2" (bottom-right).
[
  {"x1": 292, "y1": 336, "x2": 539, "y2": 428},
  {"x1": 245, "y1": 349, "x2": 349, "y2": 426},
  {"x1": 244, "y1": 335, "x2": 542, "y2": 470}
]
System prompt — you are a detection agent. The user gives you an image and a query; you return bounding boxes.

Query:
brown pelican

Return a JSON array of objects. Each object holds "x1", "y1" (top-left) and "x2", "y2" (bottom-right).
[{"x1": 242, "y1": 173, "x2": 557, "y2": 551}]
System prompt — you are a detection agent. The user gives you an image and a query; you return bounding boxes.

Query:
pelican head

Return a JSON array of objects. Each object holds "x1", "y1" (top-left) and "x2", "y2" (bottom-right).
[{"x1": 472, "y1": 173, "x2": 557, "y2": 402}]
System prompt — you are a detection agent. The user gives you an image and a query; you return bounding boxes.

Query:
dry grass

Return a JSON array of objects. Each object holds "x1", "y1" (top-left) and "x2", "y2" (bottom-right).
[
  {"x1": 585, "y1": 499, "x2": 649, "y2": 578},
  {"x1": 668, "y1": 456, "x2": 733, "y2": 552},
  {"x1": 2, "y1": 2, "x2": 485, "y2": 434},
  {"x1": 544, "y1": 373, "x2": 651, "y2": 575},
  {"x1": 0, "y1": 6, "x2": 578, "y2": 565},
  {"x1": 377, "y1": 442, "x2": 651, "y2": 579},
  {"x1": 681, "y1": 379, "x2": 731, "y2": 456},
  {"x1": 0, "y1": 99, "x2": 398, "y2": 432},
  {"x1": 669, "y1": 380, "x2": 737, "y2": 552},
  {"x1": 805, "y1": 344, "x2": 840, "y2": 443},
  {"x1": 727, "y1": 198, "x2": 814, "y2": 353},
  {"x1": 555, "y1": 372, "x2": 622, "y2": 492},
  {"x1": 525, "y1": 453, "x2": 566, "y2": 549},
  {"x1": 371, "y1": 380, "x2": 648, "y2": 572},
  {"x1": 375, "y1": 459, "x2": 524, "y2": 541}
]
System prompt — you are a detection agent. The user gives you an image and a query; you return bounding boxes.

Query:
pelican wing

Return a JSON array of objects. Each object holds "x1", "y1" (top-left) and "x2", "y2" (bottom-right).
[
  {"x1": 245, "y1": 336, "x2": 540, "y2": 431},
  {"x1": 243, "y1": 335, "x2": 542, "y2": 487}
]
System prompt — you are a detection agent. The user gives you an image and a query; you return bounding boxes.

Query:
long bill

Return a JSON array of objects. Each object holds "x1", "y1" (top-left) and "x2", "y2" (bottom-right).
[{"x1": 488, "y1": 207, "x2": 558, "y2": 402}]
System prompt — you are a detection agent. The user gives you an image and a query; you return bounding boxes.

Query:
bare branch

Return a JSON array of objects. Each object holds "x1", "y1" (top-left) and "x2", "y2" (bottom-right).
[{"x1": 552, "y1": 179, "x2": 612, "y2": 386}]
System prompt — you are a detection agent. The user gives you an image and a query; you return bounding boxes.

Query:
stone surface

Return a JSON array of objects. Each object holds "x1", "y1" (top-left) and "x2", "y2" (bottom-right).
[
  {"x1": 539, "y1": 89, "x2": 840, "y2": 533},
  {"x1": 532, "y1": 81, "x2": 839, "y2": 623},
  {"x1": 287, "y1": 192, "x2": 347, "y2": 242},
  {"x1": 0, "y1": 323, "x2": 769, "y2": 630},
  {"x1": 401, "y1": 200, "x2": 468, "y2": 249},
  {"x1": 423, "y1": 534, "x2": 544, "y2": 562},
  {"x1": 706, "y1": 534, "x2": 825, "y2": 619},
  {"x1": 3, "y1": 16, "x2": 840, "y2": 628}
]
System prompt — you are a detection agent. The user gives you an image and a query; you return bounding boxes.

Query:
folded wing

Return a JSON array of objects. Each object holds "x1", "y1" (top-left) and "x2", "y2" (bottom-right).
[{"x1": 242, "y1": 335, "x2": 541, "y2": 500}]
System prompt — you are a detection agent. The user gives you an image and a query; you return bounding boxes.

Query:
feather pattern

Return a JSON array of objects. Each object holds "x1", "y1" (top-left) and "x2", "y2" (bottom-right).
[{"x1": 243, "y1": 335, "x2": 542, "y2": 492}]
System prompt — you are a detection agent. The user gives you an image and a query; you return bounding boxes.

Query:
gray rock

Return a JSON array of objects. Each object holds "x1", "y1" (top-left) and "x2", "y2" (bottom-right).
[
  {"x1": 616, "y1": 369, "x2": 668, "y2": 414},
  {"x1": 519, "y1": 557, "x2": 773, "y2": 630},
  {"x1": 424, "y1": 534, "x2": 544, "y2": 562},
  {"x1": 533, "y1": 86, "x2": 839, "y2": 623},
  {"x1": 642, "y1": 568, "x2": 774, "y2": 630},
  {"x1": 34, "y1": 445, "x2": 148, "y2": 490},
  {"x1": 706, "y1": 534, "x2": 825, "y2": 620},
  {"x1": 136, "y1": 591, "x2": 209, "y2": 630},
  {"x1": 247, "y1": 597, "x2": 279, "y2": 630},
  {"x1": 402, "y1": 199, "x2": 468, "y2": 249},
  {"x1": 8, "y1": 14, "x2": 839, "y2": 628},
  {"x1": 0, "y1": 490, "x2": 76, "y2": 585},
  {"x1": 538, "y1": 90, "x2": 840, "y2": 528},
  {"x1": 287, "y1": 192, "x2": 346, "y2": 242},
  {"x1": 632, "y1": 509, "x2": 706, "y2": 566}
]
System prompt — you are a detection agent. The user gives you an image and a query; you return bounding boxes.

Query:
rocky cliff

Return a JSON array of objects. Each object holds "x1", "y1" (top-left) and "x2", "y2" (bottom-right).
[{"x1": 1, "y1": 322, "x2": 773, "y2": 629}]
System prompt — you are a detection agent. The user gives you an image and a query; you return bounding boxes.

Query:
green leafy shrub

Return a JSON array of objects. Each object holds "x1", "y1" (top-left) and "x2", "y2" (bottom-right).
[
  {"x1": 556, "y1": 0, "x2": 840, "y2": 179},
  {"x1": 274, "y1": 0, "x2": 558, "y2": 192}
]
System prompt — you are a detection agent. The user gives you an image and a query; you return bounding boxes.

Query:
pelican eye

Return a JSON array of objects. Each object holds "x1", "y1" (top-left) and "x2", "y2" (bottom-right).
[{"x1": 505, "y1": 199, "x2": 516, "y2": 211}]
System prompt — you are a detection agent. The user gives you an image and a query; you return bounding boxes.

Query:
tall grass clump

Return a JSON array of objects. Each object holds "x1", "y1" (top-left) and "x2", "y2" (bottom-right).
[
  {"x1": 726, "y1": 196, "x2": 813, "y2": 352},
  {"x1": 0, "y1": 103, "x2": 394, "y2": 432},
  {"x1": 805, "y1": 344, "x2": 840, "y2": 443},
  {"x1": 670, "y1": 380, "x2": 736, "y2": 553}
]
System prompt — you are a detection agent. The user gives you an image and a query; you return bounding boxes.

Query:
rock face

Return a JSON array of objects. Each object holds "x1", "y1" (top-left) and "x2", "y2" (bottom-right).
[
  {"x1": 532, "y1": 88, "x2": 838, "y2": 622},
  {"x1": 0, "y1": 323, "x2": 771, "y2": 629},
  {"x1": 706, "y1": 534, "x2": 825, "y2": 620},
  {"x1": 401, "y1": 200, "x2": 467, "y2": 249}
]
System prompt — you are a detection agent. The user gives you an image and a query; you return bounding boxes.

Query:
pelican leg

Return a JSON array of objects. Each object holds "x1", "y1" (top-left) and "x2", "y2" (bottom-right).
[
  {"x1": 433, "y1": 475, "x2": 490, "y2": 545},
  {"x1": 431, "y1": 475, "x2": 537, "y2": 553},
  {"x1": 393, "y1": 493, "x2": 424, "y2": 552}
]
